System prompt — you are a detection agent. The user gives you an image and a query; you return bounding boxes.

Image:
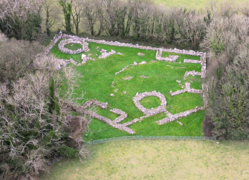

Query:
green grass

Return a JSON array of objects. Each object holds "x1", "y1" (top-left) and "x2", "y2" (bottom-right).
[
  {"x1": 140, "y1": 96, "x2": 162, "y2": 109},
  {"x1": 153, "y1": 0, "x2": 248, "y2": 10},
  {"x1": 39, "y1": 140, "x2": 249, "y2": 180},
  {"x1": 50, "y1": 39, "x2": 205, "y2": 140},
  {"x1": 64, "y1": 43, "x2": 82, "y2": 51}
]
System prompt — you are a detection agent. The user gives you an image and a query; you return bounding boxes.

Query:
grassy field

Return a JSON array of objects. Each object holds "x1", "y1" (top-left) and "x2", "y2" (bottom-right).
[
  {"x1": 50, "y1": 40, "x2": 205, "y2": 140},
  {"x1": 39, "y1": 140, "x2": 249, "y2": 180},
  {"x1": 154, "y1": 0, "x2": 248, "y2": 10},
  {"x1": 153, "y1": 0, "x2": 211, "y2": 9}
]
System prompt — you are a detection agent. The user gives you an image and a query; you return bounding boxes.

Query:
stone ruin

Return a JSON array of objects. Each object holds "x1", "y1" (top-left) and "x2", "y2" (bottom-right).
[
  {"x1": 43, "y1": 32, "x2": 208, "y2": 134},
  {"x1": 58, "y1": 38, "x2": 90, "y2": 54},
  {"x1": 99, "y1": 49, "x2": 116, "y2": 59},
  {"x1": 81, "y1": 54, "x2": 95, "y2": 64},
  {"x1": 80, "y1": 83, "x2": 208, "y2": 134},
  {"x1": 44, "y1": 32, "x2": 206, "y2": 76},
  {"x1": 133, "y1": 91, "x2": 166, "y2": 116},
  {"x1": 45, "y1": 31, "x2": 207, "y2": 58},
  {"x1": 170, "y1": 82, "x2": 202, "y2": 96},
  {"x1": 80, "y1": 99, "x2": 135, "y2": 134},
  {"x1": 156, "y1": 48, "x2": 179, "y2": 62}
]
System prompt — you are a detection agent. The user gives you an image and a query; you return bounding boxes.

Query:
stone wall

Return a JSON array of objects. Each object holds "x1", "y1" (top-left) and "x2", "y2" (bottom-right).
[
  {"x1": 43, "y1": 32, "x2": 208, "y2": 133},
  {"x1": 58, "y1": 38, "x2": 89, "y2": 54},
  {"x1": 156, "y1": 48, "x2": 179, "y2": 62},
  {"x1": 45, "y1": 32, "x2": 206, "y2": 59},
  {"x1": 170, "y1": 82, "x2": 202, "y2": 96}
]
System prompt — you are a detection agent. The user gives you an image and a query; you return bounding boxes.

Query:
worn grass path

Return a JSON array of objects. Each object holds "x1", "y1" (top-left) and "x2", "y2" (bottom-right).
[{"x1": 39, "y1": 140, "x2": 249, "y2": 180}]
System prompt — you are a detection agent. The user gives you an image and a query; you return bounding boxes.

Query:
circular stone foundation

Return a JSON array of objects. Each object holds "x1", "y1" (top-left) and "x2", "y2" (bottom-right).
[
  {"x1": 133, "y1": 91, "x2": 166, "y2": 116},
  {"x1": 58, "y1": 38, "x2": 89, "y2": 54}
]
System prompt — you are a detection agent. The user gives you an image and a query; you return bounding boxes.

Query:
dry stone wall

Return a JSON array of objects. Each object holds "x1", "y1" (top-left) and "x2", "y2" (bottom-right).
[
  {"x1": 43, "y1": 32, "x2": 208, "y2": 134},
  {"x1": 133, "y1": 91, "x2": 166, "y2": 116},
  {"x1": 58, "y1": 38, "x2": 89, "y2": 54},
  {"x1": 170, "y1": 82, "x2": 202, "y2": 96},
  {"x1": 45, "y1": 32, "x2": 206, "y2": 58},
  {"x1": 156, "y1": 48, "x2": 179, "y2": 62},
  {"x1": 156, "y1": 106, "x2": 205, "y2": 125}
]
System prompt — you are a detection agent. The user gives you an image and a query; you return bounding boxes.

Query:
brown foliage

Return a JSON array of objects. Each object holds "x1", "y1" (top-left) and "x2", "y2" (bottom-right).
[
  {"x1": 63, "y1": 116, "x2": 89, "y2": 149},
  {"x1": 0, "y1": 35, "x2": 89, "y2": 179},
  {"x1": 0, "y1": 38, "x2": 43, "y2": 83}
]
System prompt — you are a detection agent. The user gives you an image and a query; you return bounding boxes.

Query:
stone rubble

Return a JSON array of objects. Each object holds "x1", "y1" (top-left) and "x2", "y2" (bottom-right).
[
  {"x1": 68, "y1": 58, "x2": 77, "y2": 65},
  {"x1": 110, "y1": 109, "x2": 128, "y2": 123},
  {"x1": 115, "y1": 65, "x2": 130, "y2": 75},
  {"x1": 184, "y1": 70, "x2": 202, "y2": 78},
  {"x1": 115, "y1": 61, "x2": 148, "y2": 75},
  {"x1": 123, "y1": 76, "x2": 133, "y2": 80},
  {"x1": 139, "y1": 61, "x2": 147, "y2": 65},
  {"x1": 183, "y1": 57, "x2": 206, "y2": 79},
  {"x1": 156, "y1": 48, "x2": 179, "y2": 62},
  {"x1": 156, "y1": 106, "x2": 205, "y2": 125},
  {"x1": 84, "y1": 109, "x2": 135, "y2": 134},
  {"x1": 170, "y1": 82, "x2": 202, "y2": 96},
  {"x1": 44, "y1": 32, "x2": 207, "y2": 80},
  {"x1": 82, "y1": 99, "x2": 108, "y2": 109},
  {"x1": 184, "y1": 59, "x2": 201, "y2": 64},
  {"x1": 43, "y1": 32, "x2": 208, "y2": 134},
  {"x1": 92, "y1": 99, "x2": 108, "y2": 109},
  {"x1": 137, "y1": 52, "x2": 145, "y2": 56},
  {"x1": 81, "y1": 54, "x2": 95, "y2": 64},
  {"x1": 133, "y1": 91, "x2": 166, "y2": 116},
  {"x1": 140, "y1": 75, "x2": 149, "y2": 78},
  {"x1": 99, "y1": 49, "x2": 117, "y2": 59},
  {"x1": 177, "y1": 121, "x2": 183, "y2": 126},
  {"x1": 81, "y1": 100, "x2": 135, "y2": 134},
  {"x1": 123, "y1": 115, "x2": 151, "y2": 126},
  {"x1": 58, "y1": 38, "x2": 90, "y2": 54},
  {"x1": 45, "y1": 32, "x2": 206, "y2": 59}
]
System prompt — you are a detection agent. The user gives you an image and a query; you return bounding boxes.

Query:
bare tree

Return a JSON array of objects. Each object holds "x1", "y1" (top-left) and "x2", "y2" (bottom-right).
[
  {"x1": 0, "y1": 34, "x2": 90, "y2": 179},
  {"x1": 43, "y1": 0, "x2": 57, "y2": 36},
  {"x1": 0, "y1": 0, "x2": 44, "y2": 40},
  {"x1": 70, "y1": 0, "x2": 84, "y2": 34},
  {"x1": 0, "y1": 39, "x2": 44, "y2": 83},
  {"x1": 82, "y1": 0, "x2": 98, "y2": 35},
  {"x1": 175, "y1": 9, "x2": 206, "y2": 50}
]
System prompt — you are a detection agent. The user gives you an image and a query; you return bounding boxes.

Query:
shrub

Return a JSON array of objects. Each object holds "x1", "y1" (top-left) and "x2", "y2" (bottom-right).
[
  {"x1": 207, "y1": 46, "x2": 249, "y2": 140},
  {"x1": 59, "y1": 146, "x2": 78, "y2": 158},
  {"x1": 0, "y1": 35, "x2": 89, "y2": 179}
]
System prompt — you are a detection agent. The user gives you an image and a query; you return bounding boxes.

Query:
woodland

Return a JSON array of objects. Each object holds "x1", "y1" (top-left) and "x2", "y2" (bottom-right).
[{"x1": 1, "y1": 0, "x2": 249, "y2": 179}]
